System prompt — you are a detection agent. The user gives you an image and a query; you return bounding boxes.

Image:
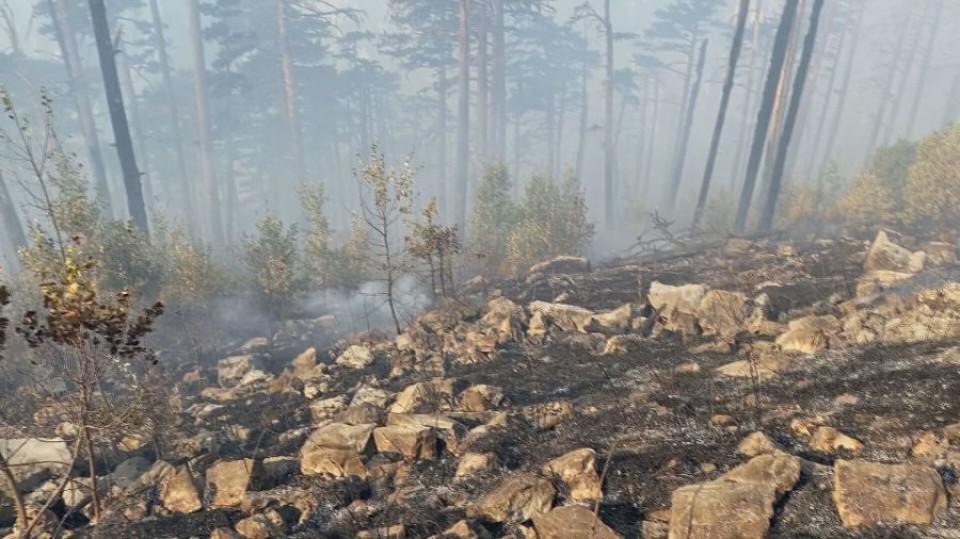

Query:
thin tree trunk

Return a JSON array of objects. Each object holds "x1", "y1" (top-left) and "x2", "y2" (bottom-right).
[
  {"x1": 731, "y1": 0, "x2": 764, "y2": 191},
  {"x1": 187, "y1": 0, "x2": 224, "y2": 245},
  {"x1": 642, "y1": 77, "x2": 660, "y2": 199},
  {"x1": 455, "y1": 0, "x2": 471, "y2": 229},
  {"x1": 574, "y1": 27, "x2": 589, "y2": 185},
  {"x1": 882, "y1": 2, "x2": 926, "y2": 146},
  {"x1": 759, "y1": 0, "x2": 825, "y2": 232},
  {"x1": 88, "y1": 0, "x2": 149, "y2": 235},
  {"x1": 665, "y1": 37, "x2": 697, "y2": 210},
  {"x1": 864, "y1": 7, "x2": 911, "y2": 163},
  {"x1": 821, "y1": 0, "x2": 865, "y2": 168},
  {"x1": 477, "y1": 7, "x2": 489, "y2": 160},
  {"x1": 148, "y1": 0, "x2": 194, "y2": 230},
  {"x1": 546, "y1": 93, "x2": 556, "y2": 180},
  {"x1": 0, "y1": 170, "x2": 26, "y2": 251},
  {"x1": 807, "y1": 23, "x2": 846, "y2": 179},
  {"x1": 943, "y1": 63, "x2": 960, "y2": 128},
  {"x1": 492, "y1": 0, "x2": 507, "y2": 161},
  {"x1": 666, "y1": 39, "x2": 708, "y2": 212},
  {"x1": 555, "y1": 83, "x2": 568, "y2": 179},
  {"x1": 903, "y1": 0, "x2": 943, "y2": 139},
  {"x1": 119, "y1": 41, "x2": 154, "y2": 213},
  {"x1": 0, "y1": 452, "x2": 28, "y2": 530},
  {"x1": 437, "y1": 64, "x2": 448, "y2": 220},
  {"x1": 734, "y1": 0, "x2": 800, "y2": 233},
  {"x1": 634, "y1": 78, "x2": 649, "y2": 201},
  {"x1": 277, "y1": 0, "x2": 306, "y2": 182},
  {"x1": 602, "y1": 0, "x2": 614, "y2": 229},
  {"x1": 50, "y1": 0, "x2": 113, "y2": 217},
  {"x1": 693, "y1": 0, "x2": 750, "y2": 229}
]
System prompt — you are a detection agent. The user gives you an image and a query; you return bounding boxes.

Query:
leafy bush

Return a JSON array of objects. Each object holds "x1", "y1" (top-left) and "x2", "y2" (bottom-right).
[
  {"x1": 469, "y1": 164, "x2": 518, "y2": 275},
  {"x1": 832, "y1": 171, "x2": 897, "y2": 233},
  {"x1": 904, "y1": 125, "x2": 960, "y2": 230},
  {"x1": 407, "y1": 199, "x2": 461, "y2": 298},
  {"x1": 506, "y1": 172, "x2": 593, "y2": 272},
  {"x1": 244, "y1": 217, "x2": 302, "y2": 321},
  {"x1": 300, "y1": 184, "x2": 333, "y2": 288}
]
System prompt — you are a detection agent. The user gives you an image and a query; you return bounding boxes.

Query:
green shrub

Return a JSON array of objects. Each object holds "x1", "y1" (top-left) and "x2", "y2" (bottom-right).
[
  {"x1": 468, "y1": 164, "x2": 518, "y2": 275},
  {"x1": 904, "y1": 125, "x2": 960, "y2": 230},
  {"x1": 244, "y1": 217, "x2": 302, "y2": 321}
]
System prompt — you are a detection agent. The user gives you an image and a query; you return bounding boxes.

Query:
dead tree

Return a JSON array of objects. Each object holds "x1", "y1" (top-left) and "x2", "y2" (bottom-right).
[
  {"x1": 759, "y1": 0, "x2": 826, "y2": 232},
  {"x1": 665, "y1": 39, "x2": 708, "y2": 212},
  {"x1": 692, "y1": 0, "x2": 751, "y2": 229},
  {"x1": 88, "y1": 0, "x2": 149, "y2": 236},
  {"x1": 734, "y1": 0, "x2": 800, "y2": 233}
]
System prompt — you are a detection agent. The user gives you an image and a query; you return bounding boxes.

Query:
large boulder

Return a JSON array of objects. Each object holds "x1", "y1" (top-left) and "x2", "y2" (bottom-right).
[
  {"x1": 668, "y1": 454, "x2": 800, "y2": 539},
  {"x1": 390, "y1": 379, "x2": 459, "y2": 414},
  {"x1": 541, "y1": 448, "x2": 602, "y2": 503},
  {"x1": 159, "y1": 464, "x2": 203, "y2": 514},
  {"x1": 863, "y1": 230, "x2": 925, "y2": 282},
  {"x1": 832, "y1": 459, "x2": 947, "y2": 528},
  {"x1": 335, "y1": 345, "x2": 375, "y2": 370},
  {"x1": 528, "y1": 302, "x2": 596, "y2": 334},
  {"x1": 302, "y1": 423, "x2": 375, "y2": 454},
  {"x1": 776, "y1": 315, "x2": 840, "y2": 354},
  {"x1": 386, "y1": 414, "x2": 469, "y2": 456},
  {"x1": 458, "y1": 385, "x2": 505, "y2": 412},
  {"x1": 531, "y1": 505, "x2": 621, "y2": 539},
  {"x1": 217, "y1": 355, "x2": 265, "y2": 388},
  {"x1": 300, "y1": 423, "x2": 375, "y2": 478},
  {"x1": 472, "y1": 473, "x2": 556, "y2": 523},
  {"x1": 206, "y1": 459, "x2": 265, "y2": 508},
  {"x1": 697, "y1": 290, "x2": 749, "y2": 338},
  {"x1": 373, "y1": 425, "x2": 438, "y2": 460},
  {"x1": 648, "y1": 282, "x2": 708, "y2": 318},
  {"x1": 480, "y1": 297, "x2": 528, "y2": 343}
]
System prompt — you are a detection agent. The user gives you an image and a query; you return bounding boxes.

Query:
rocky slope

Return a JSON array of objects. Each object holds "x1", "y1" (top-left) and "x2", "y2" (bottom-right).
[{"x1": 6, "y1": 230, "x2": 960, "y2": 538}]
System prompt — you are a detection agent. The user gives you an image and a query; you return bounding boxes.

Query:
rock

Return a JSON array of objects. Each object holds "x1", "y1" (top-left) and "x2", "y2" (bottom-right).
[
  {"x1": 309, "y1": 395, "x2": 349, "y2": 424},
  {"x1": 809, "y1": 427, "x2": 864, "y2": 455},
  {"x1": 833, "y1": 459, "x2": 947, "y2": 528},
  {"x1": 217, "y1": 355, "x2": 262, "y2": 387},
  {"x1": 291, "y1": 347, "x2": 325, "y2": 380},
  {"x1": 531, "y1": 505, "x2": 621, "y2": 539},
  {"x1": 459, "y1": 385, "x2": 505, "y2": 412},
  {"x1": 456, "y1": 452, "x2": 498, "y2": 479},
  {"x1": 864, "y1": 230, "x2": 924, "y2": 278},
  {"x1": 337, "y1": 403, "x2": 386, "y2": 426},
  {"x1": 235, "y1": 510, "x2": 284, "y2": 538},
  {"x1": 480, "y1": 297, "x2": 528, "y2": 343},
  {"x1": 737, "y1": 432, "x2": 783, "y2": 457},
  {"x1": 911, "y1": 431, "x2": 950, "y2": 461},
  {"x1": 923, "y1": 241, "x2": 957, "y2": 266},
  {"x1": 648, "y1": 282, "x2": 708, "y2": 318},
  {"x1": 668, "y1": 454, "x2": 800, "y2": 539},
  {"x1": 387, "y1": 413, "x2": 469, "y2": 456},
  {"x1": 335, "y1": 344, "x2": 375, "y2": 369},
  {"x1": 303, "y1": 422, "x2": 375, "y2": 454},
  {"x1": 697, "y1": 290, "x2": 749, "y2": 338},
  {"x1": 357, "y1": 525, "x2": 405, "y2": 539},
  {"x1": 159, "y1": 464, "x2": 202, "y2": 514},
  {"x1": 589, "y1": 304, "x2": 633, "y2": 332},
  {"x1": 351, "y1": 386, "x2": 390, "y2": 408},
  {"x1": 206, "y1": 459, "x2": 264, "y2": 508},
  {"x1": 432, "y1": 519, "x2": 490, "y2": 539},
  {"x1": 541, "y1": 448, "x2": 602, "y2": 503},
  {"x1": 300, "y1": 447, "x2": 367, "y2": 478},
  {"x1": 527, "y1": 256, "x2": 591, "y2": 277},
  {"x1": 776, "y1": 315, "x2": 838, "y2": 354},
  {"x1": 211, "y1": 528, "x2": 243, "y2": 539},
  {"x1": 390, "y1": 379, "x2": 459, "y2": 414},
  {"x1": 521, "y1": 400, "x2": 574, "y2": 430},
  {"x1": 241, "y1": 487, "x2": 317, "y2": 525},
  {"x1": 528, "y1": 301, "x2": 596, "y2": 333},
  {"x1": 602, "y1": 335, "x2": 646, "y2": 355},
  {"x1": 373, "y1": 425, "x2": 438, "y2": 460},
  {"x1": 0, "y1": 438, "x2": 71, "y2": 488},
  {"x1": 473, "y1": 473, "x2": 556, "y2": 523}
]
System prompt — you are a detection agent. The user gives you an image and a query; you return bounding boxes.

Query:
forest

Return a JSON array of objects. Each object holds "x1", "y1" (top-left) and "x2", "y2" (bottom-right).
[{"x1": 2, "y1": 0, "x2": 960, "y2": 538}]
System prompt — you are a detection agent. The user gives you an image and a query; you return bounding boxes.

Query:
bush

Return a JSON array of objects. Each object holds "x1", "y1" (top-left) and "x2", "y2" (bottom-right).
[
  {"x1": 832, "y1": 171, "x2": 897, "y2": 233},
  {"x1": 244, "y1": 217, "x2": 302, "y2": 322},
  {"x1": 506, "y1": 171, "x2": 593, "y2": 272},
  {"x1": 904, "y1": 125, "x2": 960, "y2": 230},
  {"x1": 300, "y1": 184, "x2": 333, "y2": 288},
  {"x1": 468, "y1": 164, "x2": 518, "y2": 275}
]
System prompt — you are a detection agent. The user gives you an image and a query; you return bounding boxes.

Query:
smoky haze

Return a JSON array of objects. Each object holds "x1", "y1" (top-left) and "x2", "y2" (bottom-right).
[{"x1": 0, "y1": 0, "x2": 957, "y2": 264}]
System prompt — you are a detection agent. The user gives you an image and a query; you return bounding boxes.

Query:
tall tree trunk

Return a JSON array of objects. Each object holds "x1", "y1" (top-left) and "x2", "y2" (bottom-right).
[
  {"x1": 806, "y1": 23, "x2": 846, "y2": 180},
  {"x1": 148, "y1": 0, "x2": 194, "y2": 230},
  {"x1": 119, "y1": 41, "x2": 154, "y2": 213},
  {"x1": 730, "y1": 0, "x2": 764, "y2": 191},
  {"x1": 574, "y1": 27, "x2": 589, "y2": 185},
  {"x1": 602, "y1": 0, "x2": 614, "y2": 229},
  {"x1": 187, "y1": 0, "x2": 223, "y2": 245},
  {"x1": 277, "y1": 0, "x2": 306, "y2": 182},
  {"x1": 455, "y1": 0, "x2": 471, "y2": 229},
  {"x1": 49, "y1": 0, "x2": 113, "y2": 217},
  {"x1": 759, "y1": 0, "x2": 825, "y2": 232},
  {"x1": 734, "y1": 0, "x2": 800, "y2": 233},
  {"x1": 943, "y1": 63, "x2": 960, "y2": 128},
  {"x1": 821, "y1": 0, "x2": 865, "y2": 169},
  {"x1": 88, "y1": 0, "x2": 149, "y2": 235},
  {"x1": 666, "y1": 39, "x2": 708, "y2": 212},
  {"x1": 477, "y1": 7, "x2": 489, "y2": 160},
  {"x1": 864, "y1": 8, "x2": 911, "y2": 163},
  {"x1": 642, "y1": 77, "x2": 660, "y2": 200},
  {"x1": 437, "y1": 64, "x2": 449, "y2": 220},
  {"x1": 546, "y1": 93, "x2": 556, "y2": 180},
  {"x1": 693, "y1": 0, "x2": 750, "y2": 229},
  {"x1": 903, "y1": 0, "x2": 943, "y2": 139},
  {"x1": 555, "y1": 84, "x2": 568, "y2": 179},
  {"x1": 634, "y1": 78, "x2": 649, "y2": 201},
  {"x1": 0, "y1": 170, "x2": 26, "y2": 252},
  {"x1": 492, "y1": 0, "x2": 507, "y2": 161},
  {"x1": 882, "y1": 2, "x2": 926, "y2": 146},
  {"x1": 665, "y1": 37, "x2": 697, "y2": 209}
]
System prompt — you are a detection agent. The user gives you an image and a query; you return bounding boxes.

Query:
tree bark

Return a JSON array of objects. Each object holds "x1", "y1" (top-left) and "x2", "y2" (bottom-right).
[
  {"x1": 693, "y1": 0, "x2": 750, "y2": 229},
  {"x1": 734, "y1": 0, "x2": 800, "y2": 233},
  {"x1": 277, "y1": 0, "x2": 306, "y2": 182},
  {"x1": 820, "y1": 0, "x2": 865, "y2": 169},
  {"x1": 148, "y1": 0, "x2": 194, "y2": 230},
  {"x1": 759, "y1": 0, "x2": 825, "y2": 232},
  {"x1": 864, "y1": 6, "x2": 911, "y2": 163},
  {"x1": 903, "y1": 0, "x2": 943, "y2": 139},
  {"x1": 437, "y1": 64, "x2": 449, "y2": 220},
  {"x1": 574, "y1": 26, "x2": 589, "y2": 186},
  {"x1": 664, "y1": 37, "x2": 697, "y2": 209},
  {"x1": 806, "y1": 23, "x2": 845, "y2": 180},
  {"x1": 49, "y1": 0, "x2": 113, "y2": 217},
  {"x1": 881, "y1": 2, "x2": 926, "y2": 146},
  {"x1": 88, "y1": 0, "x2": 149, "y2": 236},
  {"x1": 730, "y1": 0, "x2": 764, "y2": 191},
  {"x1": 492, "y1": 0, "x2": 507, "y2": 161},
  {"x1": 666, "y1": 39, "x2": 708, "y2": 212},
  {"x1": 0, "y1": 170, "x2": 26, "y2": 251},
  {"x1": 187, "y1": 0, "x2": 224, "y2": 244},
  {"x1": 119, "y1": 41, "x2": 154, "y2": 214},
  {"x1": 455, "y1": 0, "x2": 471, "y2": 229},
  {"x1": 943, "y1": 63, "x2": 960, "y2": 128},
  {"x1": 602, "y1": 0, "x2": 614, "y2": 229},
  {"x1": 642, "y1": 77, "x2": 660, "y2": 200},
  {"x1": 477, "y1": 6, "x2": 489, "y2": 160}
]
